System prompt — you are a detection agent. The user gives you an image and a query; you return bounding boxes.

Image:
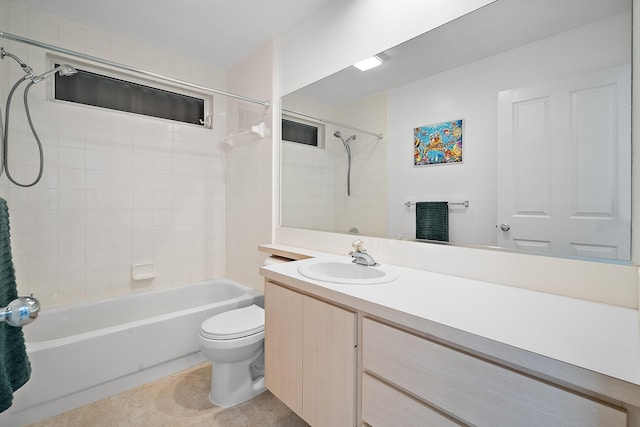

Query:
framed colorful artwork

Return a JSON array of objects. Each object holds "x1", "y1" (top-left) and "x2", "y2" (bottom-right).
[{"x1": 414, "y1": 119, "x2": 463, "y2": 166}]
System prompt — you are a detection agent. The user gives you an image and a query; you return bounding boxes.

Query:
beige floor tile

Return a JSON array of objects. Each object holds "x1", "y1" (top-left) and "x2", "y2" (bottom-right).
[
  {"x1": 238, "y1": 391, "x2": 308, "y2": 427},
  {"x1": 27, "y1": 362, "x2": 305, "y2": 427},
  {"x1": 26, "y1": 413, "x2": 65, "y2": 427}
]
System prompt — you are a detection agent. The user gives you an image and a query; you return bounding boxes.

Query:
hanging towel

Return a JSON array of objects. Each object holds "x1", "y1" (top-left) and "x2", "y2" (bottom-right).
[
  {"x1": 415, "y1": 201, "x2": 449, "y2": 242},
  {"x1": 0, "y1": 198, "x2": 31, "y2": 413}
]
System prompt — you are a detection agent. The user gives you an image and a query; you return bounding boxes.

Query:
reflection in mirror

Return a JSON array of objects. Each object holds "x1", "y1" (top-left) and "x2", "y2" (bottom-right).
[{"x1": 280, "y1": 0, "x2": 632, "y2": 263}]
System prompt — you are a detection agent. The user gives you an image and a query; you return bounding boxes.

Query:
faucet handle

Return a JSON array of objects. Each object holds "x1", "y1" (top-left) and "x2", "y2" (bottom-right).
[{"x1": 352, "y1": 239, "x2": 364, "y2": 252}]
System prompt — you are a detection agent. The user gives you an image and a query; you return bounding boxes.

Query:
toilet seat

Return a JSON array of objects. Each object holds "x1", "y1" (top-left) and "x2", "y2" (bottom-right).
[{"x1": 200, "y1": 304, "x2": 265, "y2": 340}]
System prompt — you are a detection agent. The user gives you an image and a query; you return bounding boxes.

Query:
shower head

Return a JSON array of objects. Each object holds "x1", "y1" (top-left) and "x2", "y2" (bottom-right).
[
  {"x1": 334, "y1": 131, "x2": 356, "y2": 142},
  {"x1": 58, "y1": 64, "x2": 77, "y2": 76},
  {"x1": 31, "y1": 64, "x2": 77, "y2": 83}
]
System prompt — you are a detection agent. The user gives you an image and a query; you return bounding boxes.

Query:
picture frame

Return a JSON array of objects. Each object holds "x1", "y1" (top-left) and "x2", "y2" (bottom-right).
[{"x1": 414, "y1": 119, "x2": 463, "y2": 166}]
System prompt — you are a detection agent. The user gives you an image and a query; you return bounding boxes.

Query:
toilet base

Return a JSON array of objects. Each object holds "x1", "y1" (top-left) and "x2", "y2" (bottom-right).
[{"x1": 209, "y1": 351, "x2": 266, "y2": 407}]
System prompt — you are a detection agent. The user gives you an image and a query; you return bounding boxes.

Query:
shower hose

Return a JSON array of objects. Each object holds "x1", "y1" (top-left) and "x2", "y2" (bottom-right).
[{"x1": 0, "y1": 76, "x2": 46, "y2": 187}]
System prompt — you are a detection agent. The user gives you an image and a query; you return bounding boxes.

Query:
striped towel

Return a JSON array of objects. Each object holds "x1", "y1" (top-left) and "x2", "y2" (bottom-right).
[
  {"x1": 0, "y1": 198, "x2": 31, "y2": 413},
  {"x1": 415, "y1": 201, "x2": 449, "y2": 242}
]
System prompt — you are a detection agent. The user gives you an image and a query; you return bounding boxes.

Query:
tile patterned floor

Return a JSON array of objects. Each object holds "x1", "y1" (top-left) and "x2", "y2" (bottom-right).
[{"x1": 27, "y1": 363, "x2": 309, "y2": 427}]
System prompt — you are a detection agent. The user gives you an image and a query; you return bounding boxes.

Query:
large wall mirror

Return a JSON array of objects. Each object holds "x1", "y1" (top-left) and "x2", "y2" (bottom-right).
[{"x1": 280, "y1": 0, "x2": 632, "y2": 264}]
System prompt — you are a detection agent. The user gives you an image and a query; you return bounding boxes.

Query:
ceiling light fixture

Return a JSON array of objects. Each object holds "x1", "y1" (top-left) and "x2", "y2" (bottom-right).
[{"x1": 353, "y1": 55, "x2": 382, "y2": 71}]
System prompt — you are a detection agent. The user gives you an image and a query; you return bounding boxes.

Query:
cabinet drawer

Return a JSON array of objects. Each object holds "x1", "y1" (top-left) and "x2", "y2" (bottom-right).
[
  {"x1": 362, "y1": 373, "x2": 461, "y2": 427},
  {"x1": 362, "y1": 318, "x2": 626, "y2": 427}
]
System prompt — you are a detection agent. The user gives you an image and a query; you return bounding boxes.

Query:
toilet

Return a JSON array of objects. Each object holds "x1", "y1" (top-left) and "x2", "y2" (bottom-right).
[{"x1": 198, "y1": 304, "x2": 266, "y2": 407}]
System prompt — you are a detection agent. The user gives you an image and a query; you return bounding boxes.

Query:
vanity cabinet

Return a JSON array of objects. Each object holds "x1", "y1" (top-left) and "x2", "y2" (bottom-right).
[
  {"x1": 264, "y1": 281, "x2": 357, "y2": 427},
  {"x1": 362, "y1": 318, "x2": 627, "y2": 427},
  {"x1": 259, "y1": 248, "x2": 638, "y2": 427}
]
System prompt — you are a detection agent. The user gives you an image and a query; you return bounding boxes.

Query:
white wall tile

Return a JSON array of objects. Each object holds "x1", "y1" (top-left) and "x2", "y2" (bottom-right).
[
  {"x1": 110, "y1": 228, "x2": 133, "y2": 249},
  {"x1": 0, "y1": 0, "x2": 227, "y2": 306},
  {"x1": 86, "y1": 229, "x2": 109, "y2": 249},
  {"x1": 86, "y1": 149, "x2": 110, "y2": 170},
  {"x1": 86, "y1": 190, "x2": 110, "y2": 210},
  {"x1": 58, "y1": 168, "x2": 85, "y2": 189},
  {"x1": 133, "y1": 190, "x2": 153, "y2": 209},
  {"x1": 86, "y1": 209, "x2": 110, "y2": 229},
  {"x1": 59, "y1": 250, "x2": 85, "y2": 273},
  {"x1": 110, "y1": 210, "x2": 133, "y2": 228},
  {"x1": 28, "y1": 7, "x2": 58, "y2": 40},
  {"x1": 59, "y1": 229, "x2": 86, "y2": 252},
  {"x1": 133, "y1": 209, "x2": 153, "y2": 227}
]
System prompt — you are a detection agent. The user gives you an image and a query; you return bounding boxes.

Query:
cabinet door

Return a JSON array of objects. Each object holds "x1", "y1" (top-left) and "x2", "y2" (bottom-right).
[
  {"x1": 302, "y1": 295, "x2": 357, "y2": 427},
  {"x1": 264, "y1": 281, "x2": 303, "y2": 416},
  {"x1": 363, "y1": 318, "x2": 627, "y2": 427}
]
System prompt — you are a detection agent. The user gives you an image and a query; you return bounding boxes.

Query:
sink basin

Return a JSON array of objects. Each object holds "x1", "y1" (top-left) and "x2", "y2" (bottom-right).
[{"x1": 297, "y1": 260, "x2": 399, "y2": 285}]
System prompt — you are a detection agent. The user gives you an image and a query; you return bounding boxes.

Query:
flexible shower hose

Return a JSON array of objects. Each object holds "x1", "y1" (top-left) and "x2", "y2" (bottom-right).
[{"x1": 1, "y1": 76, "x2": 45, "y2": 187}]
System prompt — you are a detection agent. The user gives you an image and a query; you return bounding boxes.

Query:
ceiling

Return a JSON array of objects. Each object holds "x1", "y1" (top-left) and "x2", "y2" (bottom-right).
[
  {"x1": 293, "y1": 0, "x2": 631, "y2": 106},
  {"x1": 10, "y1": 0, "x2": 337, "y2": 71},
  {"x1": 9, "y1": 0, "x2": 631, "y2": 92}
]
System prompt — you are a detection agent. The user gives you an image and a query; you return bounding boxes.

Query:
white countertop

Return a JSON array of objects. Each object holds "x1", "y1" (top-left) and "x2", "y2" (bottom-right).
[{"x1": 262, "y1": 254, "x2": 640, "y2": 387}]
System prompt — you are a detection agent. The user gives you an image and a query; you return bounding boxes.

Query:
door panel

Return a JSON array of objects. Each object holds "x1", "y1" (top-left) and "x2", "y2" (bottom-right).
[{"x1": 497, "y1": 65, "x2": 630, "y2": 260}]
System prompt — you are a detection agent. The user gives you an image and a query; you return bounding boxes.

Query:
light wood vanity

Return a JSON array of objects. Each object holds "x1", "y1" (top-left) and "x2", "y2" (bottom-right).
[
  {"x1": 265, "y1": 282, "x2": 357, "y2": 426},
  {"x1": 259, "y1": 246, "x2": 640, "y2": 427}
]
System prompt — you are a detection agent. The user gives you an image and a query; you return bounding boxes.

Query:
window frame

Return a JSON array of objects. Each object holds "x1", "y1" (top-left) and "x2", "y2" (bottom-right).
[
  {"x1": 47, "y1": 54, "x2": 214, "y2": 128},
  {"x1": 281, "y1": 113, "x2": 325, "y2": 149}
]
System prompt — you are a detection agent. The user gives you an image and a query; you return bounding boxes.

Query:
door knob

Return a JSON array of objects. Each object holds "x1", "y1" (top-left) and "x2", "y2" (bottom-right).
[{"x1": 500, "y1": 223, "x2": 511, "y2": 232}]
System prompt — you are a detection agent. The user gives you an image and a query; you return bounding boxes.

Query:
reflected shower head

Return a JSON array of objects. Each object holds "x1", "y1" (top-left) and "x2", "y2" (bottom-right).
[
  {"x1": 334, "y1": 131, "x2": 356, "y2": 141},
  {"x1": 334, "y1": 130, "x2": 356, "y2": 143},
  {"x1": 31, "y1": 64, "x2": 77, "y2": 83}
]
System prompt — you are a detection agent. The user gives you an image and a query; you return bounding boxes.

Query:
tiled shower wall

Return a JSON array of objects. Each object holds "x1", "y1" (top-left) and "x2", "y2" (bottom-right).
[{"x1": 0, "y1": 0, "x2": 229, "y2": 306}]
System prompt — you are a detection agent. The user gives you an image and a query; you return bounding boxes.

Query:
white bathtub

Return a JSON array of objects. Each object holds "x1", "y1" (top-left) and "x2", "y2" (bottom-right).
[{"x1": 0, "y1": 278, "x2": 262, "y2": 426}]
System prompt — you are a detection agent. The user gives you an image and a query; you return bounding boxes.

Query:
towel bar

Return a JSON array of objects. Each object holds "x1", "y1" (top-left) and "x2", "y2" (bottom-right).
[{"x1": 405, "y1": 200, "x2": 469, "y2": 208}]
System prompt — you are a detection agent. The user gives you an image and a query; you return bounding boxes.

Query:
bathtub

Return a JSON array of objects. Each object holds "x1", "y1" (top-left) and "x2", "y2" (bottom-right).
[{"x1": 0, "y1": 278, "x2": 262, "y2": 426}]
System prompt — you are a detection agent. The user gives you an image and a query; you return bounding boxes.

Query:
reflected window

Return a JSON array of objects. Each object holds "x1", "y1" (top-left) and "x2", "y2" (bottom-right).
[{"x1": 282, "y1": 118, "x2": 323, "y2": 147}]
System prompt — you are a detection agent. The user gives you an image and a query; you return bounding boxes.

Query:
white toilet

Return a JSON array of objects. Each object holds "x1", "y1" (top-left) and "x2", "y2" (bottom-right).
[{"x1": 198, "y1": 304, "x2": 266, "y2": 407}]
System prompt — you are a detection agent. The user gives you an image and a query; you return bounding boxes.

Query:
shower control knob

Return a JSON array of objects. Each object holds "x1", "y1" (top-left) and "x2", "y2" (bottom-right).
[
  {"x1": 500, "y1": 223, "x2": 511, "y2": 232},
  {"x1": 1, "y1": 295, "x2": 41, "y2": 327}
]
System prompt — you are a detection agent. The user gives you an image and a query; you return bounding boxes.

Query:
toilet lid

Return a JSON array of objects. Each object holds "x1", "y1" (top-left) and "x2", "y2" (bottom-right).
[{"x1": 200, "y1": 304, "x2": 265, "y2": 340}]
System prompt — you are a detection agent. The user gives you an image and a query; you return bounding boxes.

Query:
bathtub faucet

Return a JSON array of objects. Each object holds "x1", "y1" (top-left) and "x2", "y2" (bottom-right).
[{"x1": 0, "y1": 294, "x2": 40, "y2": 327}]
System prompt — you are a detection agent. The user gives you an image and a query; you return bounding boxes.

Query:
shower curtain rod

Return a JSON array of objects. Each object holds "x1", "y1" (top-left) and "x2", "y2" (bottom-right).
[
  {"x1": 0, "y1": 31, "x2": 271, "y2": 109},
  {"x1": 282, "y1": 108, "x2": 383, "y2": 140}
]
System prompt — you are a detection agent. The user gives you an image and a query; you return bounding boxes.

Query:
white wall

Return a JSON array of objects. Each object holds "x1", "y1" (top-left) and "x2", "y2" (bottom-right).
[
  {"x1": 225, "y1": 41, "x2": 274, "y2": 292},
  {"x1": 0, "y1": 0, "x2": 227, "y2": 307},
  {"x1": 387, "y1": 13, "x2": 631, "y2": 245}
]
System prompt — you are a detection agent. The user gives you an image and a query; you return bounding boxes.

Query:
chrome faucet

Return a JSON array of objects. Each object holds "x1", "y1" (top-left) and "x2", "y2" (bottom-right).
[
  {"x1": 349, "y1": 239, "x2": 378, "y2": 266},
  {"x1": 0, "y1": 294, "x2": 40, "y2": 327}
]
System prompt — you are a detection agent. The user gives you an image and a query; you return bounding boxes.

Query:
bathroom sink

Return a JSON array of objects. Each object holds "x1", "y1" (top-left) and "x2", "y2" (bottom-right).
[{"x1": 297, "y1": 260, "x2": 398, "y2": 285}]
